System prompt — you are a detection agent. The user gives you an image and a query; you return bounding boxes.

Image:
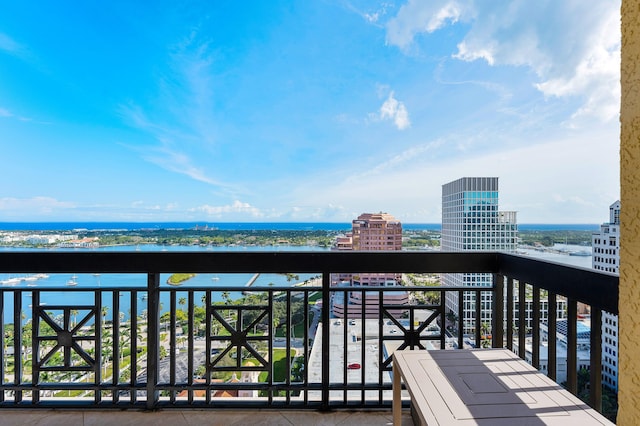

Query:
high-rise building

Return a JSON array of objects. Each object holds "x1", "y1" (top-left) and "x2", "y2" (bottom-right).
[
  {"x1": 441, "y1": 177, "x2": 518, "y2": 335},
  {"x1": 331, "y1": 212, "x2": 407, "y2": 318},
  {"x1": 351, "y1": 212, "x2": 403, "y2": 251},
  {"x1": 593, "y1": 200, "x2": 620, "y2": 391}
]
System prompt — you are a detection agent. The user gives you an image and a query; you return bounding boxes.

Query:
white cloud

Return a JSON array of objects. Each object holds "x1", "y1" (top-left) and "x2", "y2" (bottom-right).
[
  {"x1": 146, "y1": 142, "x2": 221, "y2": 186},
  {"x1": 378, "y1": 91, "x2": 411, "y2": 130},
  {"x1": 0, "y1": 197, "x2": 76, "y2": 216},
  {"x1": 454, "y1": 40, "x2": 495, "y2": 65},
  {"x1": 385, "y1": 0, "x2": 621, "y2": 123},
  {"x1": 365, "y1": 12, "x2": 380, "y2": 23},
  {"x1": 0, "y1": 106, "x2": 35, "y2": 122},
  {"x1": 192, "y1": 200, "x2": 264, "y2": 218},
  {"x1": 0, "y1": 33, "x2": 27, "y2": 57},
  {"x1": 351, "y1": 139, "x2": 443, "y2": 180},
  {"x1": 535, "y1": 9, "x2": 620, "y2": 123},
  {"x1": 386, "y1": 0, "x2": 469, "y2": 51},
  {"x1": 286, "y1": 123, "x2": 618, "y2": 223},
  {"x1": 117, "y1": 31, "x2": 235, "y2": 190},
  {"x1": 347, "y1": 2, "x2": 394, "y2": 25}
]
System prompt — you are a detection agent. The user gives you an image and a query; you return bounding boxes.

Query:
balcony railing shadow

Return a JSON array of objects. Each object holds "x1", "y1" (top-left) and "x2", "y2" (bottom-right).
[{"x1": 0, "y1": 251, "x2": 617, "y2": 417}]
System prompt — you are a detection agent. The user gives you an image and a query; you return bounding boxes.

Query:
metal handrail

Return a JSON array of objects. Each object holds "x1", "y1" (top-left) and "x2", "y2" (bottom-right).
[{"x1": 0, "y1": 251, "x2": 618, "y2": 413}]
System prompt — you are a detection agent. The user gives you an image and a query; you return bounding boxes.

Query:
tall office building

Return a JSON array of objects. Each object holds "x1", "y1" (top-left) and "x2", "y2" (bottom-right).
[
  {"x1": 331, "y1": 212, "x2": 407, "y2": 318},
  {"x1": 441, "y1": 177, "x2": 518, "y2": 335},
  {"x1": 593, "y1": 200, "x2": 620, "y2": 391}
]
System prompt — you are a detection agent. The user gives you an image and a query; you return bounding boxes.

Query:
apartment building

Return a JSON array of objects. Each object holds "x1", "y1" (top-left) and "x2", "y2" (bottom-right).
[
  {"x1": 593, "y1": 200, "x2": 620, "y2": 391},
  {"x1": 331, "y1": 212, "x2": 408, "y2": 318}
]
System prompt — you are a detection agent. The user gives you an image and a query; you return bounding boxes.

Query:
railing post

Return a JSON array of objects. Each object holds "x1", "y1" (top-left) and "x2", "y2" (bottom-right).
[
  {"x1": 566, "y1": 298, "x2": 578, "y2": 395},
  {"x1": 492, "y1": 274, "x2": 504, "y2": 348},
  {"x1": 531, "y1": 286, "x2": 540, "y2": 369},
  {"x1": 518, "y1": 281, "x2": 526, "y2": 360},
  {"x1": 548, "y1": 292, "x2": 557, "y2": 382},
  {"x1": 131, "y1": 291, "x2": 139, "y2": 404},
  {"x1": 589, "y1": 308, "x2": 602, "y2": 411},
  {"x1": 13, "y1": 291, "x2": 22, "y2": 403},
  {"x1": 31, "y1": 291, "x2": 39, "y2": 404},
  {"x1": 0, "y1": 291, "x2": 4, "y2": 404},
  {"x1": 113, "y1": 290, "x2": 120, "y2": 404},
  {"x1": 321, "y1": 271, "x2": 331, "y2": 411},
  {"x1": 506, "y1": 277, "x2": 514, "y2": 351},
  {"x1": 146, "y1": 272, "x2": 160, "y2": 409},
  {"x1": 95, "y1": 290, "x2": 103, "y2": 404},
  {"x1": 475, "y1": 290, "x2": 481, "y2": 347}
]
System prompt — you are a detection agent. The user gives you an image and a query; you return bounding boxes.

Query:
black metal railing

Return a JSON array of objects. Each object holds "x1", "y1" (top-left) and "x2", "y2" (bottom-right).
[{"x1": 0, "y1": 251, "x2": 618, "y2": 413}]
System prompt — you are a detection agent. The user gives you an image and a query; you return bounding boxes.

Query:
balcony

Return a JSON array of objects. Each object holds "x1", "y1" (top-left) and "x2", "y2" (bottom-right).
[{"x1": 0, "y1": 251, "x2": 618, "y2": 422}]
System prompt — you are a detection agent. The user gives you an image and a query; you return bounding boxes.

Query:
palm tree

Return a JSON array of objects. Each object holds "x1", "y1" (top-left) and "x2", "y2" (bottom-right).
[
  {"x1": 102, "y1": 329, "x2": 113, "y2": 377},
  {"x1": 221, "y1": 292, "x2": 233, "y2": 324},
  {"x1": 101, "y1": 306, "x2": 109, "y2": 322},
  {"x1": 21, "y1": 319, "x2": 32, "y2": 366},
  {"x1": 480, "y1": 322, "x2": 491, "y2": 348},
  {"x1": 3, "y1": 325, "x2": 13, "y2": 375},
  {"x1": 118, "y1": 320, "x2": 130, "y2": 365},
  {"x1": 99, "y1": 306, "x2": 112, "y2": 377},
  {"x1": 70, "y1": 309, "x2": 79, "y2": 328}
]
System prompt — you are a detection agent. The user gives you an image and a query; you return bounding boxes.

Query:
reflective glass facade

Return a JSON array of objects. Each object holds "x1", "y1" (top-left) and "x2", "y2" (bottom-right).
[{"x1": 441, "y1": 177, "x2": 518, "y2": 335}]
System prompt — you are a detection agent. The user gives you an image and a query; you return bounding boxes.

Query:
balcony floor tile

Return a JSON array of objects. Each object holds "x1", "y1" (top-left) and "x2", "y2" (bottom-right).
[{"x1": 0, "y1": 409, "x2": 413, "y2": 426}]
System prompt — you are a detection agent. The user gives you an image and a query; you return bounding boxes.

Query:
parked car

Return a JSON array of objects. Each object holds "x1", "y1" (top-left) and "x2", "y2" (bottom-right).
[{"x1": 347, "y1": 363, "x2": 361, "y2": 370}]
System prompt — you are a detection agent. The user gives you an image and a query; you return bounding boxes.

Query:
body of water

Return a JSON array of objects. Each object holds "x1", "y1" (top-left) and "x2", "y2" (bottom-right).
[
  {"x1": 517, "y1": 243, "x2": 593, "y2": 269},
  {"x1": 0, "y1": 244, "x2": 326, "y2": 324},
  {"x1": 0, "y1": 241, "x2": 598, "y2": 324},
  {"x1": 0, "y1": 222, "x2": 599, "y2": 232}
]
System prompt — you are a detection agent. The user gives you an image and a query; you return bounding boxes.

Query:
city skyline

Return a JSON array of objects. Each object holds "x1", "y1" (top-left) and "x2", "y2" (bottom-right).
[{"x1": 0, "y1": 1, "x2": 620, "y2": 223}]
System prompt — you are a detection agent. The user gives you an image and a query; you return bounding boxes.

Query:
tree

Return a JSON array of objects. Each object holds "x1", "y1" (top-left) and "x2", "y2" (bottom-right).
[
  {"x1": 118, "y1": 312, "x2": 129, "y2": 364},
  {"x1": 101, "y1": 306, "x2": 110, "y2": 322},
  {"x1": 70, "y1": 309, "x2": 79, "y2": 328},
  {"x1": 480, "y1": 322, "x2": 491, "y2": 348},
  {"x1": 102, "y1": 328, "x2": 113, "y2": 377},
  {"x1": 120, "y1": 367, "x2": 131, "y2": 383},
  {"x1": 21, "y1": 319, "x2": 32, "y2": 366},
  {"x1": 3, "y1": 324, "x2": 13, "y2": 375},
  {"x1": 291, "y1": 312, "x2": 304, "y2": 339},
  {"x1": 446, "y1": 312, "x2": 459, "y2": 333},
  {"x1": 100, "y1": 306, "x2": 113, "y2": 377}
]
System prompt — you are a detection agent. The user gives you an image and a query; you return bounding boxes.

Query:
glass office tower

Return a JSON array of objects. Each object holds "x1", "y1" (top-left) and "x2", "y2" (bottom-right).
[{"x1": 442, "y1": 177, "x2": 518, "y2": 336}]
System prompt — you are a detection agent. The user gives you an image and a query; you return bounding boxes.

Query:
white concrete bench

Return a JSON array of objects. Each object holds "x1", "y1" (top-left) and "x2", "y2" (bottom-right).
[{"x1": 392, "y1": 348, "x2": 613, "y2": 425}]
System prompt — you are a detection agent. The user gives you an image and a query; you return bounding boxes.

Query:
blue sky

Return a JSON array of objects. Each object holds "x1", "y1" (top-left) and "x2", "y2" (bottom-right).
[{"x1": 0, "y1": 1, "x2": 620, "y2": 223}]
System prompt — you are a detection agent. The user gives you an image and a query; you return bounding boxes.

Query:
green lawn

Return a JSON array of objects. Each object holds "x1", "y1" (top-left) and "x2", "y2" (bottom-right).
[{"x1": 256, "y1": 348, "x2": 295, "y2": 383}]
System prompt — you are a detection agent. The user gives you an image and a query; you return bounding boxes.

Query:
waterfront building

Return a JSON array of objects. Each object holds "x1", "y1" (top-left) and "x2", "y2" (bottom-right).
[
  {"x1": 593, "y1": 200, "x2": 620, "y2": 391},
  {"x1": 331, "y1": 213, "x2": 408, "y2": 318},
  {"x1": 441, "y1": 177, "x2": 518, "y2": 335},
  {"x1": 58, "y1": 237, "x2": 99, "y2": 248}
]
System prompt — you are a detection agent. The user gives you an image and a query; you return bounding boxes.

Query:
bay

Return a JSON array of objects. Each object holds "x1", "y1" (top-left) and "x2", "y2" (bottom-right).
[
  {"x1": 0, "y1": 242, "x2": 597, "y2": 324},
  {"x1": 0, "y1": 244, "x2": 327, "y2": 324}
]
